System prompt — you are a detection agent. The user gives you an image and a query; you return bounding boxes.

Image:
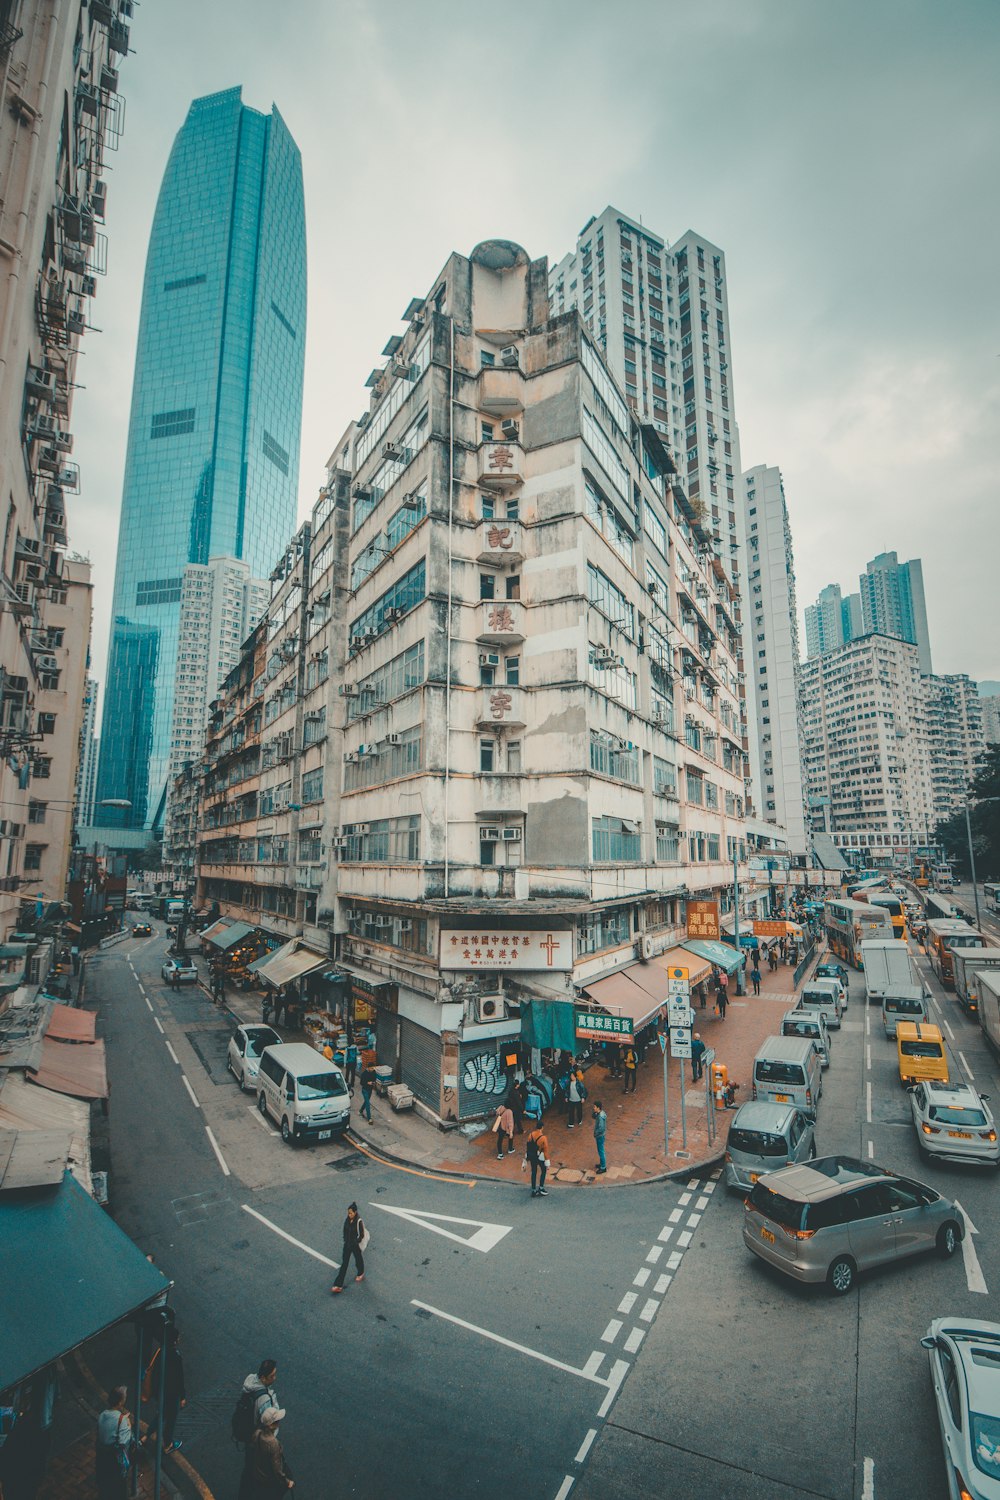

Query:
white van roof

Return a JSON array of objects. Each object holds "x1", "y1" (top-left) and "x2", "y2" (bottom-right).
[
  {"x1": 754, "y1": 1034, "x2": 817, "y2": 1064},
  {"x1": 261, "y1": 1042, "x2": 343, "y2": 1076}
]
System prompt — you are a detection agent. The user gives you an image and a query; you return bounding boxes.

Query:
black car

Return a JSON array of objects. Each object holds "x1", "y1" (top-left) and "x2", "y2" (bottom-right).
[
  {"x1": 132, "y1": 922, "x2": 153, "y2": 937},
  {"x1": 815, "y1": 960, "x2": 849, "y2": 988}
]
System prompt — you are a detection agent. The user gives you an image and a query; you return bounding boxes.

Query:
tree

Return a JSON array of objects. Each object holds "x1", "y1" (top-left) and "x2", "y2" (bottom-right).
[{"x1": 933, "y1": 747, "x2": 1000, "y2": 883}]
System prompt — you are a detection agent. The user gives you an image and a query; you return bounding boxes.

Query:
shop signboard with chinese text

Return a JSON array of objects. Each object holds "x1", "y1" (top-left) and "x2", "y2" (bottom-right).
[
  {"x1": 440, "y1": 929, "x2": 572, "y2": 971},
  {"x1": 686, "y1": 900, "x2": 720, "y2": 940},
  {"x1": 575, "y1": 1010, "x2": 633, "y2": 1041},
  {"x1": 753, "y1": 919, "x2": 787, "y2": 938}
]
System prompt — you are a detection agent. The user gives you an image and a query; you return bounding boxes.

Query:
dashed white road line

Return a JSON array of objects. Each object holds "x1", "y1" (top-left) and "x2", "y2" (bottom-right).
[
  {"x1": 865, "y1": 1005, "x2": 870, "y2": 1037},
  {"x1": 144, "y1": 996, "x2": 153, "y2": 1013},
  {"x1": 959, "y1": 1050, "x2": 975, "y2": 1080},
  {"x1": 866, "y1": 1082, "x2": 872, "y2": 1123},
  {"x1": 695, "y1": 1194, "x2": 710, "y2": 1209},
  {"x1": 685, "y1": 1212, "x2": 701, "y2": 1228},
  {"x1": 654, "y1": 1273, "x2": 672, "y2": 1294},
  {"x1": 867, "y1": 1140, "x2": 874, "y2": 1159},
  {"x1": 639, "y1": 1298, "x2": 659, "y2": 1323},
  {"x1": 617, "y1": 1292, "x2": 637, "y2": 1315},
  {"x1": 678, "y1": 1191, "x2": 691, "y2": 1205},
  {"x1": 677, "y1": 1230, "x2": 693, "y2": 1248},
  {"x1": 554, "y1": 1476, "x2": 574, "y2": 1500},
  {"x1": 181, "y1": 1075, "x2": 200, "y2": 1109},
  {"x1": 667, "y1": 1251, "x2": 683, "y2": 1270},
  {"x1": 668, "y1": 1207, "x2": 683, "y2": 1223},
  {"x1": 164, "y1": 1041, "x2": 179, "y2": 1065},
  {"x1": 866, "y1": 1043, "x2": 871, "y2": 1071},
  {"x1": 939, "y1": 1013, "x2": 955, "y2": 1041},
  {"x1": 632, "y1": 1267, "x2": 651, "y2": 1287},
  {"x1": 645, "y1": 1244, "x2": 663, "y2": 1264},
  {"x1": 205, "y1": 1125, "x2": 230, "y2": 1176},
  {"x1": 623, "y1": 1327, "x2": 645, "y2": 1354},
  {"x1": 658, "y1": 1226, "x2": 674, "y2": 1242},
  {"x1": 574, "y1": 1430, "x2": 597, "y2": 1466},
  {"x1": 596, "y1": 1361, "x2": 629, "y2": 1418},
  {"x1": 601, "y1": 1319, "x2": 622, "y2": 1344},
  {"x1": 862, "y1": 1455, "x2": 875, "y2": 1500},
  {"x1": 153, "y1": 1017, "x2": 164, "y2": 1034}
]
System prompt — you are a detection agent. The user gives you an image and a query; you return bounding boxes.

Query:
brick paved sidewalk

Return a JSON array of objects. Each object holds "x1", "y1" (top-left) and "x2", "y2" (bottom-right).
[{"x1": 37, "y1": 1432, "x2": 175, "y2": 1500}]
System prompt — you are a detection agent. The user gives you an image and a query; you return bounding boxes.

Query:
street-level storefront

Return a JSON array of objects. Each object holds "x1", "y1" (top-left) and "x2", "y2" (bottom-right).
[{"x1": 578, "y1": 947, "x2": 712, "y2": 1044}]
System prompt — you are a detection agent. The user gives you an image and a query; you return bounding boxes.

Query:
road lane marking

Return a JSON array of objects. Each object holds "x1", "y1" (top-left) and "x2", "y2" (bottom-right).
[
  {"x1": 956, "y1": 1201, "x2": 988, "y2": 1295},
  {"x1": 667, "y1": 1251, "x2": 683, "y2": 1269},
  {"x1": 862, "y1": 1456, "x2": 874, "y2": 1500},
  {"x1": 411, "y1": 1300, "x2": 611, "y2": 1386},
  {"x1": 696, "y1": 1194, "x2": 710, "y2": 1209},
  {"x1": 370, "y1": 1203, "x2": 511, "y2": 1253},
  {"x1": 654, "y1": 1273, "x2": 672, "y2": 1294},
  {"x1": 601, "y1": 1320, "x2": 622, "y2": 1344},
  {"x1": 639, "y1": 1298, "x2": 659, "y2": 1323},
  {"x1": 164, "y1": 1041, "x2": 179, "y2": 1065},
  {"x1": 866, "y1": 1044, "x2": 871, "y2": 1071},
  {"x1": 554, "y1": 1478, "x2": 574, "y2": 1500},
  {"x1": 959, "y1": 1050, "x2": 975, "y2": 1080},
  {"x1": 865, "y1": 1005, "x2": 870, "y2": 1037},
  {"x1": 249, "y1": 1107, "x2": 277, "y2": 1134},
  {"x1": 144, "y1": 996, "x2": 153, "y2": 1012},
  {"x1": 581, "y1": 1352, "x2": 606, "y2": 1378},
  {"x1": 617, "y1": 1292, "x2": 637, "y2": 1314},
  {"x1": 137, "y1": 985, "x2": 146, "y2": 998},
  {"x1": 703, "y1": 1180, "x2": 716, "y2": 1193},
  {"x1": 645, "y1": 1244, "x2": 663, "y2": 1264},
  {"x1": 940, "y1": 1013, "x2": 955, "y2": 1040},
  {"x1": 181, "y1": 1075, "x2": 200, "y2": 1109},
  {"x1": 623, "y1": 1327, "x2": 644, "y2": 1354},
  {"x1": 686, "y1": 1212, "x2": 701, "y2": 1227},
  {"x1": 658, "y1": 1226, "x2": 674, "y2": 1242},
  {"x1": 242, "y1": 1204, "x2": 339, "y2": 1269},
  {"x1": 866, "y1": 1082, "x2": 872, "y2": 1123},
  {"x1": 205, "y1": 1126, "x2": 230, "y2": 1176},
  {"x1": 153, "y1": 1017, "x2": 164, "y2": 1034},
  {"x1": 668, "y1": 1208, "x2": 683, "y2": 1223},
  {"x1": 678, "y1": 1192, "x2": 691, "y2": 1205},
  {"x1": 867, "y1": 1140, "x2": 874, "y2": 1159},
  {"x1": 345, "y1": 1131, "x2": 476, "y2": 1187},
  {"x1": 632, "y1": 1267, "x2": 650, "y2": 1287},
  {"x1": 574, "y1": 1430, "x2": 597, "y2": 1465},
  {"x1": 677, "y1": 1230, "x2": 693, "y2": 1248},
  {"x1": 597, "y1": 1360, "x2": 629, "y2": 1418}
]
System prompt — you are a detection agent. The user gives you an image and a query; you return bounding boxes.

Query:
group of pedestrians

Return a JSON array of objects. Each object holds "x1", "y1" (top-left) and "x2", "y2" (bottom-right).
[
  {"x1": 523, "y1": 1100, "x2": 608, "y2": 1195},
  {"x1": 93, "y1": 1325, "x2": 187, "y2": 1500}
]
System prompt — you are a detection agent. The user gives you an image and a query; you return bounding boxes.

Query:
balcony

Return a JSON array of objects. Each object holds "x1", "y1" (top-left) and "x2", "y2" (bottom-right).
[
  {"x1": 476, "y1": 600, "x2": 525, "y2": 644},
  {"x1": 476, "y1": 519, "x2": 523, "y2": 566},
  {"x1": 476, "y1": 688, "x2": 526, "y2": 731},
  {"x1": 479, "y1": 440, "x2": 524, "y2": 490},
  {"x1": 475, "y1": 776, "x2": 524, "y2": 816},
  {"x1": 478, "y1": 366, "x2": 525, "y2": 417}
]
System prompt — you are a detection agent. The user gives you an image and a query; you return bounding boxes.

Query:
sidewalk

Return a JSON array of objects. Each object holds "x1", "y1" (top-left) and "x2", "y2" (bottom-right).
[{"x1": 212, "y1": 950, "x2": 822, "y2": 1184}]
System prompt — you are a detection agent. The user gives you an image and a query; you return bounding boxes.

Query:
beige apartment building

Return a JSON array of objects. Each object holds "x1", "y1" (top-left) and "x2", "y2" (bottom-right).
[
  {"x1": 0, "y1": 3, "x2": 127, "y2": 937},
  {"x1": 198, "y1": 240, "x2": 760, "y2": 1115}
]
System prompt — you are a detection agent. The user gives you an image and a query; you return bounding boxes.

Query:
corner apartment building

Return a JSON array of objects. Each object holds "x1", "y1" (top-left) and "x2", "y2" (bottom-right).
[
  {"x1": 0, "y1": 3, "x2": 128, "y2": 937},
  {"x1": 741, "y1": 466, "x2": 808, "y2": 854},
  {"x1": 801, "y1": 633, "x2": 935, "y2": 864},
  {"x1": 924, "y1": 673, "x2": 984, "y2": 823},
  {"x1": 198, "y1": 239, "x2": 756, "y2": 1116}
]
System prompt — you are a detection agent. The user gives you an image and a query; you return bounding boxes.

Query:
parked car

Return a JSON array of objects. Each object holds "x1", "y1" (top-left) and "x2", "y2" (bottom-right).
[
  {"x1": 724, "y1": 1101, "x2": 815, "y2": 1190},
  {"x1": 743, "y1": 1155, "x2": 963, "y2": 1295},
  {"x1": 910, "y1": 1081, "x2": 1000, "y2": 1167},
  {"x1": 797, "y1": 984, "x2": 843, "y2": 1030},
  {"x1": 161, "y1": 956, "x2": 198, "y2": 986},
  {"x1": 227, "y1": 1023, "x2": 282, "y2": 1093},
  {"x1": 781, "y1": 1008, "x2": 831, "y2": 1067},
  {"x1": 812, "y1": 973, "x2": 848, "y2": 1011},
  {"x1": 132, "y1": 922, "x2": 153, "y2": 937},
  {"x1": 921, "y1": 1318, "x2": 1000, "y2": 1500},
  {"x1": 815, "y1": 960, "x2": 849, "y2": 990}
]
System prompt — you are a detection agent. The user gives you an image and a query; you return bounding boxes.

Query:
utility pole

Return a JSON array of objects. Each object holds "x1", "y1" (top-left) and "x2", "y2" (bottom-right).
[{"x1": 733, "y1": 851, "x2": 745, "y2": 994}]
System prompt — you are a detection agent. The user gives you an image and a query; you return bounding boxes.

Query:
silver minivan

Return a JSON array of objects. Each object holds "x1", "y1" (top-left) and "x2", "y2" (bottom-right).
[
  {"x1": 257, "y1": 1042, "x2": 351, "y2": 1144},
  {"x1": 797, "y1": 984, "x2": 843, "y2": 1030},
  {"x1": 882, "y1": 989, "x2": 928, "y2": 1039},
  {"x1": 781, "y1": 1008, "x2": 830, "y2": 1067},
  {"x1": 751, "y1": 1035, "x2": 822, "y2": 1119},
  {"x1": 724, "y1": 1101, "x2": 816, "y2": 1190}
]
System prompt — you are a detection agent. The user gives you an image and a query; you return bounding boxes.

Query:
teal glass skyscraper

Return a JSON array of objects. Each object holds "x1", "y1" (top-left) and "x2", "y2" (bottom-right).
[{"x1": 96, "y1": 88, "x2": 305, "y2": 830}]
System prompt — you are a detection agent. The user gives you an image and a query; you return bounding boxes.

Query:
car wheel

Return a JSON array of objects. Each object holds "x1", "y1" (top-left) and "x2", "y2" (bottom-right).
[
  {"x1": 280, "y1": 1117, "x2": 292, "y2": 1144},
  {"x1": 257, "y1": 1092, "x2": 267, "y2": 1116},
  {"x1": 827, "y1": 1256, "x2": 856, "y2": 1295},
  {"x1": 937, "y1": 1221, "x2": 960, "y2": 1259}
]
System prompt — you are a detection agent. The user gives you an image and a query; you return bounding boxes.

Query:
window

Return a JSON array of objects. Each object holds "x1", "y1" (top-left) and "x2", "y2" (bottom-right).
[
  {"x1": 505, "y1": 575, "x2": 520, "y2": 601},
  {"x1": 355, "y1": 334, "x2": 431, "y2": 467},
  {"x1": 481, "y1": 422, "x2": 494, "y2": 442},
  {"x1": 262, "y1": 431, "x2": 290, "y2": 475},
  {"x1": 583, "y1": 410, "x2": 630, "y2": 504},
  {"x1": 24, "y1": 844, "x2": 43, "y2": 872},
  {"x1": 507, "y1": 741, "x2": 522, "y2": 773},
  {"x1": 656, "y1": 824, "x2": 679, "y2": 861},
  {"x1": 505, "y1": 656, "x2": 520, "y2": 686},
  {"x1": 301, "y1": 767, "x2": 324, "y2": 803},
  {"x1": 271, "y1": 300, "x2": 297, "y2": 338},
  {"x1": 343, "y1": 814, "x2": 420, "y2": 863},
  {"x1": 349, "y1": 641, "x2": 424, "y2": 720},
  {"x1": 705, "y1": 780, "x2": 719, "y2": 809},
  {"x1": 480, "y1": 350, "x2": 495, "y2": 368},
  {"x1": 577, "y1": 907, "x2": 630, "y2": 955},
  {"x1": 164, "y1": 273, "x2": 206, "y2": 292},
  {"x1": 480, "y1": 738, "x2": 496, "y2": 772},
  {"x1": 299, "y1": 828, "x2": 322, "y2": 863},
  {"x1": 28, "y1": 801, "x2": 46, "y2": 824},
  {"x1": 349, "y1": 559, "x2": 426, "y2": 645},
  {"x1": 585, "y1": 478, "x2": 633, "y2": 563},
  {"x1": 150, "y1": 408, "x2": 195, "y2": 439},
  {"x1": 686, "y1": 771, "x2": 703, "y2": 804},
  {"x1": 653, "y1": 756, "x2": 677, "y2": 797},
  {"x1": 480, "y1": 573, "x2": 496, "y2": 600},
  {"x1": 344, "y1": 727, "x2": 422, "y2": 789},
  {"x1": 587, "y1": 563, "x2": 634, "y2": 638},
  {"x1": 644, "y1": 500, "x2": 667, "y2": 557},
  {"x1": 592, "y1": 815, "x2": 640, "y2": 862},
  {"x1": 589, "y1": 731, "x2": 639, "y2": 784}
]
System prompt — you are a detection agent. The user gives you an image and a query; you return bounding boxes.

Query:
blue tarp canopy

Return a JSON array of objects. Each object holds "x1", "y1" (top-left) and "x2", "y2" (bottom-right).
[
  {"x1": 206, "y1": 920, "x2": 256, "y2": 951},
  {"x1": 0, "y1": 1172, "x2": 169, "y2": 1391},
  {"x1": 519, "y1": 999, "x2": 576, "y2": 1052},
  {"x1": 682, "y1": 938, "x2": 744, "y2": 975}
]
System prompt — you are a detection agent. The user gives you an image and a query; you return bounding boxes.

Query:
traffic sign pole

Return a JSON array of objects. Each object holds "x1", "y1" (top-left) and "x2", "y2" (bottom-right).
[{"x1": 661, "y1": 1031, "x2": 669, "y2": 1158}]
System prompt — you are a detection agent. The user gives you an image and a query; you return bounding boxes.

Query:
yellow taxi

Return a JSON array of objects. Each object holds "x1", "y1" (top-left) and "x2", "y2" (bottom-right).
[{"x1": 896, "y1": 1021, "x2": 948, "y2": 1088}]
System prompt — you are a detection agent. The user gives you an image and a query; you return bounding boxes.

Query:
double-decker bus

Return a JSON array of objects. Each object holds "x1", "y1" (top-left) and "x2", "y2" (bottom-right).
[
  {"x1": 926, "y1": 918, "x2": 986, "y2": 989},
  {"x1": 983, "y1": 883, "x2": 1000, "y2": 916},
  {"x1": 824, "y1": 899, "x2": 894, "y2": 969},
  {"x1": 865, "y1": 891, "x2": 907, "y2": 941},
  {"x1": 924, "y1": 891, "x2": 960, "y2": 924}
]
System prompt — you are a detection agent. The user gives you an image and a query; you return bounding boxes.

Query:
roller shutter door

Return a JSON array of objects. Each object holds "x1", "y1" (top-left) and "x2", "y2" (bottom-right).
[
  {"x1": 458, "y1": 1037, "x2": 513, "y2": 1120},
  {"x1": 399, "y1": 1016, "x2": 440, "y2": 1109}
]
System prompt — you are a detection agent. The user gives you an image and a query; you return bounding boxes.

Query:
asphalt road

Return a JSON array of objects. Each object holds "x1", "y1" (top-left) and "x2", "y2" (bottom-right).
[{"x1": 87, "y1": 921, "x2": 1000, "y2": 1500}]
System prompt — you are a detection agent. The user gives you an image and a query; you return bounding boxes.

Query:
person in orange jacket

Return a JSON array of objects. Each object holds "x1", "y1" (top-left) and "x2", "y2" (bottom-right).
[{"x1": 525, "y1": 1125, "x2": 549, "y2": 1197}]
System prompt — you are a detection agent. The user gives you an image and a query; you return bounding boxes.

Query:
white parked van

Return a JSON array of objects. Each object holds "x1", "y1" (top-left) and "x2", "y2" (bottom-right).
[
  {"x1": 751, "y1": 1036, "x2": 822, "y2": 1119},
  {"x1": 257, "y1": 1042, "x2": 351, "y2": 1145}
]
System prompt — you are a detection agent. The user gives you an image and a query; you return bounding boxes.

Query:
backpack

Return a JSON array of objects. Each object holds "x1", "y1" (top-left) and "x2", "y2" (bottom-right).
[
  {"x1": 231, "y1": 1389, "x2": 257, "y2": 1446},
  {"x1": 525, "y1": 1133, "x2": 541, "y2": 1163}
]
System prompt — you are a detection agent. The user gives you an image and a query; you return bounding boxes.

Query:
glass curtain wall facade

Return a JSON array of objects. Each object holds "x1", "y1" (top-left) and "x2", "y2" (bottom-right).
[{"x1": 96, "y1": 88, "x2": 305, "y2": 830}]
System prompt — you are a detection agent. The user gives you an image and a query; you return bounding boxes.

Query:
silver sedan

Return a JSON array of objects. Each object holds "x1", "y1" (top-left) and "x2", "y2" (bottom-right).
[
  {"x1": 921, "y1": 1318, "x2": 1000, "y2": 1500},
  {"x1": 227, "y1": 1024, "x2": 282, "y2": 1092},
  {"x1": 911, "y1": 1081, "x2": 1000, "y2": 1167}
]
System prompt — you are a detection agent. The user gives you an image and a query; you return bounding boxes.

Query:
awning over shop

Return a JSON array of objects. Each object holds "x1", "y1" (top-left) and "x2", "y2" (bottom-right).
[
  {"x1": 582, "y1": 962, "x2": 672, "y2": 1032},
  {"x1": 205, "y1": 920, "x2": 257, "y2": 952},
  {"x1": 46, "y1": 1004, "x2": 96, "y2": 1043},
  {"x1": 519, "y1": 999, "x2": 577, "y2": 1052},
  {"x1": 198, "y1": 917, "x2": 233, "y2": 943},
  {"x1": 0, "y1": 1074, "x2": 91, "y2": 1192},
  {"x1": 682, "y1": 938, "x2": 743, "y2": 975},
  {"x1": 29, "y1": 1035, "x2": 108, "y2": 1100},
  {"x1": 249, "y1": 938, "x2": 294, "y2": 976},
  {"x1": 253, "y1": 941, "x2": 328, "y2": 989},
  {"x1": 0, "y1": 1126, "x2": 73, "y2": 1190},
  {"x1": 0, "y1": 942, "x2": 29, "y2": 960},
  {"x1": 0, "y1": 1172, "x2": 169, "y2": 1391},
  {"x1": 656, "y1": 946, "x2": 713, "y2": 985}
]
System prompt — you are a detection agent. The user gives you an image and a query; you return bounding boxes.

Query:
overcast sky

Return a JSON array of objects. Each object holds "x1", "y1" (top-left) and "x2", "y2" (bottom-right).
[{"x1": 71, "y1": 0, "x2": 1000, "y2": 694}]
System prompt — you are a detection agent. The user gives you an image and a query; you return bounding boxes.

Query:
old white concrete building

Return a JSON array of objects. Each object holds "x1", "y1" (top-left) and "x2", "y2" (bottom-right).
[{"x1": 923, "y1": 672, "x2": 985, "y2": 824}]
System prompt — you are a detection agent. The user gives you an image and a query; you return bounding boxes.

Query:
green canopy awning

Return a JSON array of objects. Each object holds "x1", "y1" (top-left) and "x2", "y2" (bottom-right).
[
  {"x1": 0, "y1": 1172, "x2": 169, "y2": 1390},
  {"x1": 682, "y1": 938, "x2": 743, "y2": 975},
  {"x1": 519, "y1": 999, "x2": 576, "y2": 1052},
  {"x1": 206, "y1": 920, "x2": 256, "y2": 951}
]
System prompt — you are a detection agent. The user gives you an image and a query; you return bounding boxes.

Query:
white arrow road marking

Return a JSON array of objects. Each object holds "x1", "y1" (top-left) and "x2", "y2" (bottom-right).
[
  {"x1": 370, "y1": 1203, "x2": 512, "y2": 1253},
  {"x1": 956, "y1": 1201, "x2": 988, "y2": 1295}
]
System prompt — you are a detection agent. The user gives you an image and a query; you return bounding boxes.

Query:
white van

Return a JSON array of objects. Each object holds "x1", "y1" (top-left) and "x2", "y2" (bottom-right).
[
  {"x1": 751, "y1": 1036, "x2": 822, "y2": 1119},
  {"x1": 797, "y1": 984, "x2": 843, "y2": 1030},
  {"x1": 257, "y1": 1042, "x2": 351, "y2": 1145},
  {"x1": 881, "y1": 988, "x2": 928, "y2": 1039},
  {"x1": 781, "y1": 1008, "x2": 831, "y2": 1067}
]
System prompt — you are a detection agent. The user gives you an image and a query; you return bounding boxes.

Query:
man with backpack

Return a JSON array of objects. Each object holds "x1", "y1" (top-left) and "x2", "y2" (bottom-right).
[
  {"x1": 233, "y1": 1360, "x2": 279, "y2": 1448},
  {"x1": 525, "y1": 1125, "x2": 549, "y2": 1197}
]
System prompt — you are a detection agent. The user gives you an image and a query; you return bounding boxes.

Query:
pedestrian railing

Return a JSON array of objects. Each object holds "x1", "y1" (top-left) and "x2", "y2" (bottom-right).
[{"x1": 793, "y1": 940, "x2": 817, "y2": 988}]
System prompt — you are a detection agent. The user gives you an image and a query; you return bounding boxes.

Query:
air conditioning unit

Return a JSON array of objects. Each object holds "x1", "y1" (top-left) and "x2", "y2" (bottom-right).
[
  {"x1": 26, "y1": 367, "x2": 54, "y2": 398},
  {"x1": 344, "y1": 751, "x2": 358, "y2": 763},
  {"x1": 356, "y1": 823, "x2": 370, "y2": 834},
  {"x1": 477, "y1": 994, "x2": 504, "y2": 1022},
  {"x1": 481, "y1": 826, "x2": 500, "y2": 841},
  {"x1": 373, "y1": 914, "x2": 389, "y2": 928},
  {"x1": 499, "y1": 345, "x2": 519, "y2": 368},
  {"x1": 479, "y1": 652, "x2": 499, "y2": 666},
  {"x1": 502, "y1": 827, "x2": 522, "y2": 842},
  {"x1": 640, "y1": 933, "x2": 657, "y2": 962},
  {"x1": 384, "y1": 607, "x2": 404, "y2": 623},
  {"x1": 500, "y1": 419, "x2": 520, "y2": 440},
  {"x1": 382, "y1": 441, "x2": 403, "y2": 462},
  {"x1": 385, "y1": 732, "x2": 400, "y2": 745},
  {"x1": 338, "y1": 684, "x2": 358, "y2": 698},
  {"x1": 24, "y1": 564, "x2": 43, "y2": 582},
  {"x1": 392, "y1": 357, "x2": 412, "y2": 379},
  {"x1": 332, "y1": 836, "x2": 347, "y2": 850},
  {"x1": 349, "y1": 636, "x2": 365, "y2": 651},
  {"x1": 17, "y1": 537, "x2": 41, "y2": 556}
]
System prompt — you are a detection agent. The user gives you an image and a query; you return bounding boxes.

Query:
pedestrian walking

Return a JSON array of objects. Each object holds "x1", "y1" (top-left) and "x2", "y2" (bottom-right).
[
  {"x1": 236, "y1": 1360, "x2": 280, "y2": 1436},
  {"x1": 493, "y1": 1103, "x2": 516, "y2": 1158},
  {"x1": 359, "y1": 1062, "x2": 376, "y2": 1122},
  {"x1": 691, "y1": 1032, "x2": 707, "y2": 1082},
  {"x1": 142, "y1": 1325, "x2": 187, "y2": 1453},
  {"x1": 768, "y1": 945, "x2": 778, "y2": 973},
  {"x1": 507, "y1": 1083, "x2": 525, "y2": 1135},
  {"x1": 717, "y1": 970, "x2": 729, "y2": 1016},
  {"x1": 622, "y1": 1046, "x2": 638, "y2": 1095},
  {"x1": 524, "y1": 1125, "x2": 549, "y2": 1196},
  {"x1": 345, "y1": 1040, "x2": 358, "y2": 1089},
  {"x1": 566, "y1": 1066, "x2": 585, "y2": 1128},
  {"x1": 239, "y1": 1407, "x2": 294, "y2": 1497},
  {"x1": 331, "y1": 1202, "x2": 367, "y2": 1293},
  {"x1": 592, "y1": 1100, "x2": 608, "y2": 1173},
  {"x1": 95, "y1": 1387, "x2": 133, "y2": 1500},
  {"x1": 751, "y1": 961, "x2": 762, "y2": 996}
]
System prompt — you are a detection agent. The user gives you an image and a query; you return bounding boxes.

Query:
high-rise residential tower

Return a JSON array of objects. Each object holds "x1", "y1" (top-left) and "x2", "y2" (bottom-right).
[
  {"x1": 860, "y1": 552, "x2": 931, "y2": 673},
  {"x1": 804, "y1": 583, "x2": 861, "y2": 659},
  {"x1": 95, "y1": 87, "x2": 306, "y2": 833},
  {"x1": 742, "y1": 466, "x2": 808, "y2": 853}
]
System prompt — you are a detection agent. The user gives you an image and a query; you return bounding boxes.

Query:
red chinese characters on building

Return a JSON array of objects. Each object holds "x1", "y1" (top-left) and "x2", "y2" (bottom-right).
[
  {"x1": 486, "y1": 525, "x2": 513, "y2": 551},
  {"x1": 487, "y1": 445, "x2": 514, "y2": 472},
  {"x1": 489, "y1": 691, "x2": 512, "y2": 720},
  {"x1": 487, "y1": 604, "x2": 515, "y2": 633}
]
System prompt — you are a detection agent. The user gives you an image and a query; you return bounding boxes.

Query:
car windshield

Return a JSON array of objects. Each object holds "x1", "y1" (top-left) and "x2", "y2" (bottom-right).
[
  {"x1": 947, "y1": 935, "x2": 984, "y2": 951},
  {"x1": 929, "y1": 1105, "x2": 988, "y2": 1126},
  {"x1": 748, "y1": 1182, "x2": 804, "y2": 1230},
  {"x1": 890, "y1": 999, "x2": 924, "y2": 1014},
  {"x1": 972, "y1": 1412, "x2": 1000, "y2": 1480},
  {"x1": 245, "y1": 1029, "x2": 280, "y2": 1059},
  {"x1": 802, "y1": 992, "x2": 832, "y2": 1006},
  {"x1": 297, "y1": 1072, "x2": 348, "y2": 1101},
  {"x1": 901, "y1": 1040, "x2": 943, "y2": 1058},
  {"x1": 175, "y1": 959, "x2": 195, "y2": 969},
  {"x1": 729, "y1": 1128, "x2": 788, "y2": 1157},
  {"x1": 755, "y1": 1061, "x2": 804, "y2": 1085}
]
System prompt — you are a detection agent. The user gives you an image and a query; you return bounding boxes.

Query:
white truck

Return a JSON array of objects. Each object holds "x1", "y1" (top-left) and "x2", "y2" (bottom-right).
[
  {"x1": 953, "y1": 946, "x2": 1000, "y2": 1018},
  {"x1": 978, "y1": 969, "x2": 1000, "y2": 1059},
  {"x1": 861, "y1": 939, "x2": 920, "y2": 1003}
]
